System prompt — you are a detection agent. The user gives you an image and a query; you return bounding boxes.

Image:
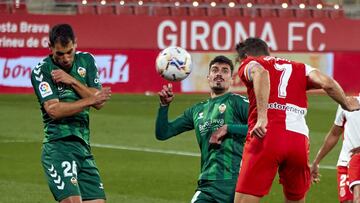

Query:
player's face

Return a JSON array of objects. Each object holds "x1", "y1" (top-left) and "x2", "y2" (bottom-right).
[
  {"x1": 50, "y1": 41, "x2": 76, "y2": 70},
  {"x1": 208, "y1": 62, "x2": 233, "y2": 94}
]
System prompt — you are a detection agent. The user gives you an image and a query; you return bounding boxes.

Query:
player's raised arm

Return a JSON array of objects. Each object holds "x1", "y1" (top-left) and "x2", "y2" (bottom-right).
[
  {"x1": 44, "y1": 87, "x2": 111, "y2": 120},
  {"x1": 307, "y1": 69, "x2": 360, "y2": 111},
  {"x1": 155, "y1": 83, "x2": 194, "y2": 140},
  {"x1": 51, "y1": 69, "x2": 107, "y2": 110}
]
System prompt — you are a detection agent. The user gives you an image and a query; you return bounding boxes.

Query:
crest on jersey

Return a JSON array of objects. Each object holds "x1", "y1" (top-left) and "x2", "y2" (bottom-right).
[
  {"x1": 218, "y1": 104, "x2": 226, "y2": 114},
  {"x1": 77, "y1": 67, "x2": 86, "y2": 78},
  {"x1": 71, "y1": 177, "x2": 78, "y2": 186}
]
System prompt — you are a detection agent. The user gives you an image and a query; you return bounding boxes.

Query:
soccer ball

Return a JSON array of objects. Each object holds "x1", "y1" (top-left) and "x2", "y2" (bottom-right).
[{"x1": 156, "y1": 46, "x2": 192, "y2": 81}]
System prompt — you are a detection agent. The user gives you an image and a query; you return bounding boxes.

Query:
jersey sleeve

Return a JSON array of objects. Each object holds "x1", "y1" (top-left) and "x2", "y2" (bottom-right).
[
  {"x1": 304, "y1": 64, "x2": 316, "y2": 76},
  {"x1": 334, "y1": 105, "x2": 345, "y2": 127},
  {"x1": 239, "y1": 60, "x2": 262, "y2": 82},
  {"x1": 155, "y1": 105, "x2": 194, "y2": 140},
  {"x1": 86, "y1": 54, "x2": 102, "y2": 89},
  {"x1": 31, "y1": 63, "x2": 58, "y2": 104},
  {"x1": 227, "y1": 95, "x2": 249, "y2": 136}
]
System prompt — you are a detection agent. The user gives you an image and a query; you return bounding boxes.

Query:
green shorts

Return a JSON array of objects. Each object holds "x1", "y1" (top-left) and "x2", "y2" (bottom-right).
[
  {"x1": 191, "y1": 179, "x2": 237, "y2": 203},
  {"x1": 41, "y1": 137, "x2": 106, "y2": 202}
]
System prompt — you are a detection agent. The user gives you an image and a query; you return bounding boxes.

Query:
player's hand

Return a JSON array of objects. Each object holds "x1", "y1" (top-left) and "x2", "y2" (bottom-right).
[
  {"x1": 343, "y1": 96, "x2": 360, "y2": 112},
  {"x1": 92, "y1": 87, "x2": 111, "y2": 105},
  {"x1": 250, "y1": 118, "x2": 267, "y2": 138},
  {"x1": 51, "y1": 69, "x2": 76, "y2": 85},
  {"x1": 310, "y1": 163, "x2": 321, "y2": 184},
  {"x1": 350, "y1": 146, "x2": 360, "y2": 156},
  {"x1": 209, "y1": 125, "x2": 228, "y2": 145},
  {"x1": 158, "y1": 83, "x2": 174, "y2": 106}
]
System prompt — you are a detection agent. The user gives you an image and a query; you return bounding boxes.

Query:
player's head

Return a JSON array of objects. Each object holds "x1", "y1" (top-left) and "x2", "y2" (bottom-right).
[
  {"x1": 48, "y1": 24, "x2": 76, "y2": 69},
  {"x1": 207, "y1": 55, "x2": 234, "y2": 95},
  {"x1": 235, "y1": 37, "x2": 270, "y2": 62}
]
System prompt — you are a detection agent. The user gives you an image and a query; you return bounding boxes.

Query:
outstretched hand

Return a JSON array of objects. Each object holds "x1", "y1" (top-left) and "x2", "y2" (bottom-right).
[
  {"x1": 158, "y1": 83, "x2": 174, "y2": 106},
  {"x1": 209, "y1": 125, "x2": 228, "y2": 145}
]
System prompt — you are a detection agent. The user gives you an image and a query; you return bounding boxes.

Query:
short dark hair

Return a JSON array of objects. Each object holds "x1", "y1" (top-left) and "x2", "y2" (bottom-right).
[
  {"x1": 49, "y1": 24, "x2": 75, "y2": 47},
  {"x1": 209, "y1": 55, "x2": 234, "y2": 73},
  {"x1": 235, "y1": 37, "x2": 270, "y2": 60}
]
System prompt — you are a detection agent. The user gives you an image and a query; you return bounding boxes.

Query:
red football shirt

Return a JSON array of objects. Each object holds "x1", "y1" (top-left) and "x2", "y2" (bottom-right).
[{"x1": 238, "y1": 56, "x2": 314, "y2": 137}]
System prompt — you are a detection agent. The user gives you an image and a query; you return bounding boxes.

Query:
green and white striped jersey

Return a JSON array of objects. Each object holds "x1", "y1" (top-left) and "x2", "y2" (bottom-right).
[
  {"x1": 156, "y1": 92, "x2": 249, "y2": 180},
  {"x1": 31, "y1": 52, "x2": 101, "y2": 145}
]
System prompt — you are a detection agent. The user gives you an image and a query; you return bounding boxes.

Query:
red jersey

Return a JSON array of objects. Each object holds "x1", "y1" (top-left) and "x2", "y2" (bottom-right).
[{"x1": 238, "y1": 56, "x2": 314, "y2": 137}]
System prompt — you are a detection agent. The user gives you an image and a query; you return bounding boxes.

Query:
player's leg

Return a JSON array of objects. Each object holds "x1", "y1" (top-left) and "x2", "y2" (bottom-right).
[
  {"x1": 279, "y1": 132, "x2": 310, "y2": 202},
  {"x1": 235, "y1": 134, "x2": 279, "y2": 203},
  {"x1": 353, "y1": 185, "x2": 360, "y2": 203},
  {"x1": 78, "y1": 146, "x2": 106, "y2": 202},
  {"x1": 234, "y1": 192, "x2": 260, "y2": 203},
  {"x1": 83, "y1": 199, "x2": 105, "y2": 203},
  {"x1": 41, "y1": 141, "x2": 82, "y2": 202},
  {"x1": 60, "y1": 196, "x2": 82, "y2": 203},
  {"x1": 337, "y1": 166, "x2": 353, "y2": 203},
  {"x1": 349, "y1": 153, "x2": 360, "y2": 203},
  {"x1": 208, "y1": 179, "x2": 237, "y2": 203}
]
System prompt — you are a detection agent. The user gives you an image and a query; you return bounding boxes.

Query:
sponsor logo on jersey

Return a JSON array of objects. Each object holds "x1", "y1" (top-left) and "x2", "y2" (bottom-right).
[
  {"x1": 77, "y1": 67, "x2": 86, "y2": 78},
  {"x1": 199, "y1": 119, "x2": 224, "y2": 135},
  {"x1": 39, "y1": 82, "x2": 53, "y2": 98},
  {"x1": 218, "y1": 104, "x2": 226, "y2": 114},
  {"x1": 268, "y1": 102, "x2": 307, "y2": 116},
  {"x1": 99, "y1": 183, "x2": 104, "y2": 189}
]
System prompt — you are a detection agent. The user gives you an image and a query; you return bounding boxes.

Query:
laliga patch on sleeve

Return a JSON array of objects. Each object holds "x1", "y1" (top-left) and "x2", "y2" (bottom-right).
[{"x1": 38, "y1": 82, "x2": 53, "y2": 98}]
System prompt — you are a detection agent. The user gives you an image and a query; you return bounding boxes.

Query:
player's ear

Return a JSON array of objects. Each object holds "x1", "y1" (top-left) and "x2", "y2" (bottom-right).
[
  {"x1": 229, "y1": 74, "x2": 234, "y2": 85},
  {"x1": 73, "y1": 38, "x2": 77, "y2": 48}
]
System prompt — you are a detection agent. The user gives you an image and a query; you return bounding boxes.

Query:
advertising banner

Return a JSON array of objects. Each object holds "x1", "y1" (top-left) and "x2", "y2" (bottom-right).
[
  {"x1": 0, "y1": 48, "x2": 358, "y2": 94},
  {"x1": 0, "y1": 48, "x2": 180, "y2": 93},
  {"x1": 1, "y1": 14, "x2": 360, "y2": 52}
]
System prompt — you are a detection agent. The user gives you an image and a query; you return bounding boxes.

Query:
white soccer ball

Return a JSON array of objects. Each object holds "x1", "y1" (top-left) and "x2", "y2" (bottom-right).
[{"x1": 156, "y1": 46, "x2": 192, "y2": 81}]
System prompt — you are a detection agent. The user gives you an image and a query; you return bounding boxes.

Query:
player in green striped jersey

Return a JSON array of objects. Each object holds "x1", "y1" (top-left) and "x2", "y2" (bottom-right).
[
  {"x1": 31, "y1": 24, "x2": 111, "y2": 203},
  {"x1": 156, "y1": 55, "x2": 249, "y2": 203}
]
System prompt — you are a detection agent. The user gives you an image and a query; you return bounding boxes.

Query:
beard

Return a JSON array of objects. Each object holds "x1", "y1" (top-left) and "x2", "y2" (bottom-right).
[{"x1": 211, "y1": 84, "x2": 226, "y2": 94}]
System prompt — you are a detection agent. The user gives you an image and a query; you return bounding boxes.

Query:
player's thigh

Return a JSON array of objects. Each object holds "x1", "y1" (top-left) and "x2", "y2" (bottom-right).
[
  {"x1": 337, "y1": 166, "x2": 353, "y2": 202},
  {"x1": 279, "y1": 132, "x2": 310, "y2": 201},
  {"x1": 349, "y1": 153, "x2": 360, "y2": 192},
  {"x1": 236, "y1": 135, "x2": 278, "y2": 197},
  {"x1": 212, "y1": 179, "x2": 237, "y2": 203},
  {"x1": 42, "y1": 142, "x2": 81, "y2": 202},
  {"x1": 78, "y1": 153, "x2": 106, "y2": 201}
]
